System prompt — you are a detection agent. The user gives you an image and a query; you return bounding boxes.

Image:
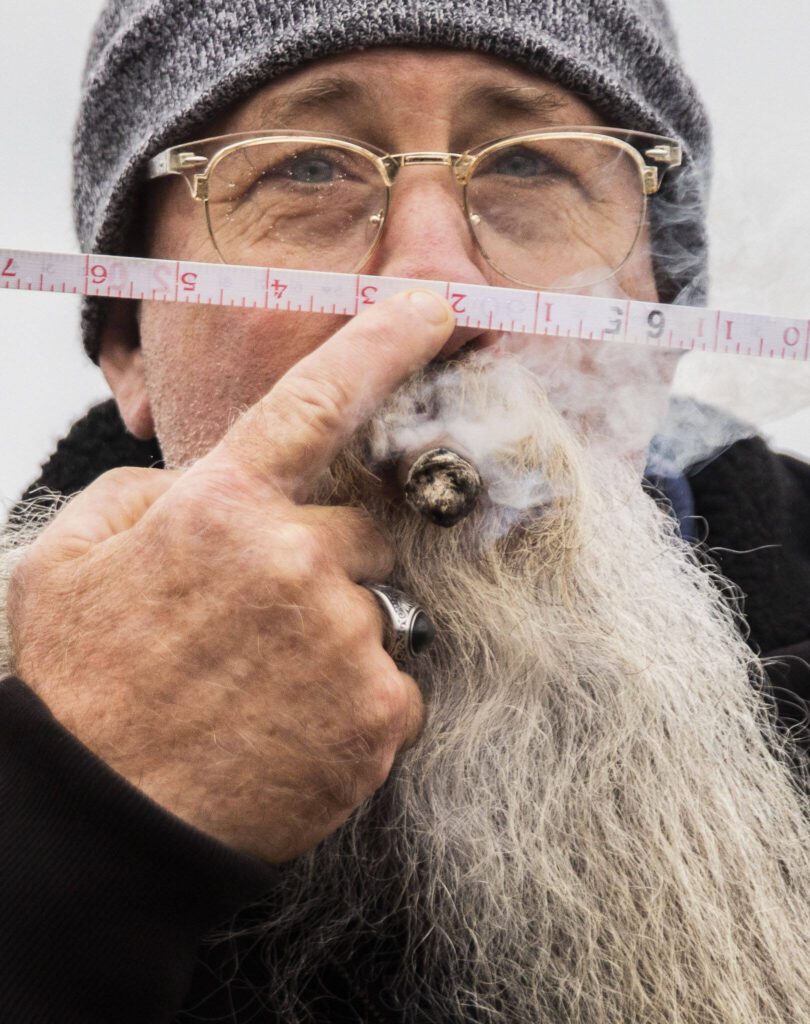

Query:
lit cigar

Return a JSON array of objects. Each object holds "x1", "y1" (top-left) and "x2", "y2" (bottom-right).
[{"x1": 397, "y1": 447, "x2": 484, "y2": 527}]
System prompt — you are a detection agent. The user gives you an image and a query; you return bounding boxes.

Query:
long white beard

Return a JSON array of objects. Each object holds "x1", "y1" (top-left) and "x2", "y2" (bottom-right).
[{"x1": 237, "y1": 349, "x2": 810, "y2": 1023}]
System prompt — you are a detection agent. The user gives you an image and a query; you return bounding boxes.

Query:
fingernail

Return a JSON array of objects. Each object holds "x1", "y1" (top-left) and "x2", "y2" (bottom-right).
[{"x1": 407, "y1": 289, "x2": 451, "y2": 325}]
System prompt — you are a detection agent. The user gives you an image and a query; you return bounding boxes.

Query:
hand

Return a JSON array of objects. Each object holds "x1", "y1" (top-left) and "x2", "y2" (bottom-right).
[{"x1": 8, "y1": 290, "x2": 455, "y2": 861}]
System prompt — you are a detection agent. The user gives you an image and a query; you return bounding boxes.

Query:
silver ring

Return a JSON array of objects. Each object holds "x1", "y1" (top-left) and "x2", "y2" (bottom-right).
[{"x1": 362, "y1": 584, "x2": 436, "y2": 661}]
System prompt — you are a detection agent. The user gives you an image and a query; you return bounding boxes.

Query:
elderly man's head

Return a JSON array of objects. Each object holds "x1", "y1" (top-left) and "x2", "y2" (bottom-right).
[
  {"x1": 77, "y1": 0, "x2": 710, "y2": 391},
  {"x1": 62, "y1": 3, "x2": 810, "y2": 1022},
  {"x1": 100, "y1": 48, "x2": 669, "y2": 466}
]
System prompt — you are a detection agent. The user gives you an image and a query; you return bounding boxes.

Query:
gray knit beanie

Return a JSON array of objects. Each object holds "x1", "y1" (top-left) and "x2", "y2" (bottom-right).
[{"x1": 74, "y1": 0, "x2": 711, "y2": 363}]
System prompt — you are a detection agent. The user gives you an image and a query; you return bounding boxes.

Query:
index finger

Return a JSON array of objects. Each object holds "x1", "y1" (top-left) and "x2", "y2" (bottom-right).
[{"x1": 202, "y1": 290, "x2": 454, "y2": 501}]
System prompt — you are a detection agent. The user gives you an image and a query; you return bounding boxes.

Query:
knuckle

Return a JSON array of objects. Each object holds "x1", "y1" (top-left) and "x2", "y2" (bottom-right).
[
  {"x1": 340, "y1": 509, "x2": 396, "y2": 572},
  {"x1": 273, "y1": 372, "x2": 352, "y2": 441},
  {"x1": 271, "y1": 521, "x2": 332, "y2": 582},
  {"x1": 185, "y1": 462, "x2": 265, "y2": 515},
  {"x1": 313, "y1": 593, "x2": 381, "y2": 661},
  {"x1": 93, "y1": 466, "x2": 153, "y2": 492},
  {"x1": 338, "y1": 592, "x2": 384, "y2": 649},
  {"x1": 329, "y1": 741, "x2": 394, "y2": 807},
  {"x1": 361, "y1": 750, "x2": 397, "y2": 798},
  {"x1": 344, "y1": 314, "x2": 391, "y2": 352},
  {"x1": 357, "y1": 671, "x2": 412, "y2": 746}
]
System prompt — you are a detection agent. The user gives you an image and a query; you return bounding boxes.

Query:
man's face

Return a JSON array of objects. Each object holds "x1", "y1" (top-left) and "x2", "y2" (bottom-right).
[{"x1": 103, "y1": 47, "x2": 660, "y2": 465}]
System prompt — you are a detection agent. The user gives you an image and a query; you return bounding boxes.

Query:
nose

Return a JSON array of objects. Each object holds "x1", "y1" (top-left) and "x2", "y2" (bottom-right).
[{"x1": 361, "y1": 167, "x2": 495, "y2": 360}]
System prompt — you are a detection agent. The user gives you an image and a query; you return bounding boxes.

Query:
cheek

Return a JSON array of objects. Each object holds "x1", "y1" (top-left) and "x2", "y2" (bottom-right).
[
  {"x1": 138, "y1": 302, "x2": 346, "y2": 465},
  {"x1": 615, "y1": 222, "x2": 658, "y2": 302}
]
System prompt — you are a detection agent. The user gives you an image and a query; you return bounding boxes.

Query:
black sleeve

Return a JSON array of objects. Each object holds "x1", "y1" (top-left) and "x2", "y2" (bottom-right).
[
  {"x1": 687, "y1": 439, "x2": 810, "y2": 749},
  {"x1": 0, "y1": 676, "x2": 279, "y2": 1024},
  {"x1": 761, "y1": 639, "x2": 810, "y2": 745}
]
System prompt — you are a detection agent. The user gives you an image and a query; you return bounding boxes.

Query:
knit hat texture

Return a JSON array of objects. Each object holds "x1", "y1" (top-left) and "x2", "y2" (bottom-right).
[{"x1": 74, "y1": 0, "x2": 712, "y2": 362}]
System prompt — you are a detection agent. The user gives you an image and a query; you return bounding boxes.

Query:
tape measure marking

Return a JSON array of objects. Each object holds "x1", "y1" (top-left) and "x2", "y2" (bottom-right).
[{"x1": 2, "y1": 246, "x2": 809, "y2": 364}]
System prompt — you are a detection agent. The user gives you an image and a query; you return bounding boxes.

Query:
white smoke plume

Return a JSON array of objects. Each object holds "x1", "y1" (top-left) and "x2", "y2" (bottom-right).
[{"x1": 665, "y1": 154, "x2": 810, "y2": 467}]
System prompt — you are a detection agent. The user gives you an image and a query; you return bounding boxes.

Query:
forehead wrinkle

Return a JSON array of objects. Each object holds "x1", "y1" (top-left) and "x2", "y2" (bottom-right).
[{"x1": 229, "y1": 66, "x2": 597, "y2": 148}]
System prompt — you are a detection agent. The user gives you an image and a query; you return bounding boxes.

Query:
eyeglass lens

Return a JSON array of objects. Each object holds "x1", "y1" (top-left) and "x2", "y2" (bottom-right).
[
  {"x1": 208, "y1": 141, "x2": 386, "y2": 273},
  {"x1": 206, "y1": 138, "x2": 645, "y2": 289}
]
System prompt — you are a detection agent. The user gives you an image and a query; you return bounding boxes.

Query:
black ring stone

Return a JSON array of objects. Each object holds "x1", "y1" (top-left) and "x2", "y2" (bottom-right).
[{"x1": 410, "y1": 611, "x2": 437, "y2": 655}]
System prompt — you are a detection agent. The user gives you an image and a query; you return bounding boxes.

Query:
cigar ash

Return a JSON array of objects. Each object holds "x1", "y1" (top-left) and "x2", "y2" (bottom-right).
[{"x1": 402, "y1": 447, "x2": 484, "y2": 527}]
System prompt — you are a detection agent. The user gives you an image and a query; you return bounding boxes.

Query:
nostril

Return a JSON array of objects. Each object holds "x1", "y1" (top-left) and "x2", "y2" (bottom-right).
[
  {"x1": 435, "y1": 326, "x2": 497, "y2": 362},
  {"x1": 431, "y1": 338, "x2": 475, "y2": 366}
]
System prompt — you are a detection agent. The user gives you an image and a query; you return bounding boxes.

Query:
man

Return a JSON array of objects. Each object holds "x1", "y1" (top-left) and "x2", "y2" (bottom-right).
[{"x1": 1, "y1": 1, "x2": 809, "y2": 1022}]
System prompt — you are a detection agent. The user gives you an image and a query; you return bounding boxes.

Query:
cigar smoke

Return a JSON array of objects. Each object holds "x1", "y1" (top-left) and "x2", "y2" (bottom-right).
[
  {"x1": 660, "y1": 157, "x2": 810, "y2": 468},
  {"x1": 363, "y1": 332, "x2": 677, "y2": 544}
]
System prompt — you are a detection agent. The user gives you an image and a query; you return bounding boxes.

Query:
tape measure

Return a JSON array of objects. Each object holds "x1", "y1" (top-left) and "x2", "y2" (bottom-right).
[{"x1": 2, "y1": 246, "x2": 808, "y2": 364}]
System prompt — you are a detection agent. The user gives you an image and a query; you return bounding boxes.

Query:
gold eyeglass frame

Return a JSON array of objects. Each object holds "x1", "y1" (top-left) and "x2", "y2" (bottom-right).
[{"x1": 147, "y1": 127, "x2": 683, "y2": 290}]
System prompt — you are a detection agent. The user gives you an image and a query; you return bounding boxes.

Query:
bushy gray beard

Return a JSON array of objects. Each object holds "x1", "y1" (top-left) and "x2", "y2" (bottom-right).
[{"x1": 231, "y1": 348, "x2": 810, "y2": 1023}]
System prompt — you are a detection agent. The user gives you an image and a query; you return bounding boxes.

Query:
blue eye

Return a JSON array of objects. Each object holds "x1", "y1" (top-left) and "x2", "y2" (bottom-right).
[
  {"x1": 288, "y1": 157, "x2": 338, "y2": 184},
  {"x1": 491, "y1": 148, "x2": 558, "y2": 179}
]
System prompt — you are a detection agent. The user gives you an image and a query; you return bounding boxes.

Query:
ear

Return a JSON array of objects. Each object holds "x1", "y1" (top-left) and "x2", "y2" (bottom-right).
[{"x1": 98, "y1": 301, "x2": 156, "y2": 440}]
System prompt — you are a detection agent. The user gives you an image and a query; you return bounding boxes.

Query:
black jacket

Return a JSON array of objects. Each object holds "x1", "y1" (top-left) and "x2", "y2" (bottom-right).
[{"x1": 1, "y1": 400, "x2": 809, "y2": 1023}]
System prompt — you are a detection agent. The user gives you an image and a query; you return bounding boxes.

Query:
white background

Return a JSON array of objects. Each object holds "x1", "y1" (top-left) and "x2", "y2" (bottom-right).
[{"x1": 1, "y1": 0, "x2": 809, "y2": 512}]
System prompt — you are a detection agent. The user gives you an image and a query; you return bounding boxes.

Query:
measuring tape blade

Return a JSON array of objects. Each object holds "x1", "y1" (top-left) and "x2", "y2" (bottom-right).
[{"x1": 2, "y1": 246, "x2": 809, "y2": 364}]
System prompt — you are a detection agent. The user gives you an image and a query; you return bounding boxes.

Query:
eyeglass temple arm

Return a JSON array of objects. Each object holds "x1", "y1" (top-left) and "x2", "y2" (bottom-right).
[
  {"x1": 642, "y1": 141, "x2": 683, "y2": 194},
  {"x1": 146, "y1": 149, "x2": 210, "y2": 199},
  {"x1": 146, "y1": 149, "x2": 208, "y2": 178}
]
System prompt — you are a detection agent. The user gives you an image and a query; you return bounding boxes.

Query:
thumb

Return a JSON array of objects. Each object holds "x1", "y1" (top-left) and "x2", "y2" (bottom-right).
[{"x1": 36, "y1": 466, "x2": 181, "y2": 560}]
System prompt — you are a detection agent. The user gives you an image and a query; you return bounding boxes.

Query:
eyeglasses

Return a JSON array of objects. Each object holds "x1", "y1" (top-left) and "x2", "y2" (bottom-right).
[{"x1": 147, "y1": 128, "x2": 682, "y2": 291}]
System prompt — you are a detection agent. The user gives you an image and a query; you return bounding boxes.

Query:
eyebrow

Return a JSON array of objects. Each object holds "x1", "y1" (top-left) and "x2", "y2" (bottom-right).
[
  {"x1": 461, "y1": 84, "x2": 570, "y2": 125},
  {"x1": 257, "y1": 77, "x2": 368, "y2": 125}
]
